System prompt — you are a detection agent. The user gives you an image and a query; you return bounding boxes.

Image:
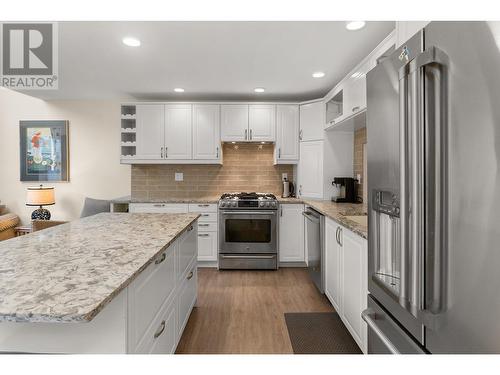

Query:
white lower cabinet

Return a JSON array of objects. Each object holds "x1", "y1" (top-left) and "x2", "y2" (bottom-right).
[
  {"x1": 279, "y1": 204, "x2": 305, "y2": 263},
  {"x1": 129, "y1": 203, "x2": 218, "y2": 263},
  {"x1": 324, "y1": 217, "x2": 368, "y2": 353}
]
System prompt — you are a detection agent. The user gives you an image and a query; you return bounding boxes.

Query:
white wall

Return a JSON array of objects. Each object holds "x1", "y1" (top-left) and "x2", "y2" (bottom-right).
[{"x1": 0, "y1": 88, "x2": 131, "y2": 224}]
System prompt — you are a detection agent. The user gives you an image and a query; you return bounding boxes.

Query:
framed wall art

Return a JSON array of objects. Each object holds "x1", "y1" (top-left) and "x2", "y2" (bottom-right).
[{"x1": 19, "y1": 120, "x2": 69, "y2": 182}]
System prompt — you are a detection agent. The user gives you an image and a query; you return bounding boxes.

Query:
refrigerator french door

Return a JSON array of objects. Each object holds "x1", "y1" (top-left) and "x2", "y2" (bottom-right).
[{"x1": 365, "y1": 21, "x2": 500, "y2": 354}]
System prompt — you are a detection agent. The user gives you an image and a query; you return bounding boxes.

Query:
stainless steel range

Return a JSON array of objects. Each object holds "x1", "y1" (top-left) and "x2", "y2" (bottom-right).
[{"x1": 218, "y1": 192, "x2": 278, "y2": 270}]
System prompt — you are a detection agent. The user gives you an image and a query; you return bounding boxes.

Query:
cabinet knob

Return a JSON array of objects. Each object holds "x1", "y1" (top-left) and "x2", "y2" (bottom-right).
[
  {"x1": 187, "y1": 271, "x2": 194, "y2": 280},
  {"x1": 352, "y1": 106, "x2": 360, "y2": 113}
]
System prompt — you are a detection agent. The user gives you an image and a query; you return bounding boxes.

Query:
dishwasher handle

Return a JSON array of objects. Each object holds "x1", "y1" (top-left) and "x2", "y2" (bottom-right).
[{"x1": 302, "y1": 210, "x2": 321, "y2": 224}]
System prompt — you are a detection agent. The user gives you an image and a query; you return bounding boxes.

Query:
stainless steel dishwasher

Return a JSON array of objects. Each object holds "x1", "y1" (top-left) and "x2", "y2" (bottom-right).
[{"x1": 302, "y1": 206, "x2": 325, "y2": 293}]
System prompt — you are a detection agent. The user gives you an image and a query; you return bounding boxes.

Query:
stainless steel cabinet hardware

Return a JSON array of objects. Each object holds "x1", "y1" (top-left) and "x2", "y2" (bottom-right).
[
  {"x1": 216, "y1": 146, "x2": 219, "y2": 158},
  {"x1": 278, "y1": 148, "x2": 281, "y2": 158},
  {"x1": 153, "y1": 203, "x2": 165, "y2": 207},
  {"x1": 153, "y1": 320, "x2": 166, "y2": 339},
  {"x1": 352, "y1": 106, "x2": 360, "y2": 112},
  {"x1": 338, "y1": 227, "x2": 342, "y2": 246},
  {"x1": 187, "y1": 271, "x2": 194, "y2": 280},
  {"x1": 155, "y1": 253, "x2": 166, "y2": 265},
  {"x1": 336, "y1": 227, "x2": 340, "y2": 245},
  {"x1": 198, "y1": 204, "x2": 210, "y2": 207},
  {"x1": 280, "y1": 206, "x2": 283, "y2": 217},
  {"x1": 250, "y1": 129, "x2": 253, "y2": 140},
  {"x1": 361, "y1": 309, "x2": 400, "y2": 354},
  {"x1": 160, "y1": 147, "x2": 163, "y2": 158},
  {"x1": 165, "y1": 147, "x2": 168, "y2": 158},
  {"x1": 198, "y1": 224, "x2": 210, "y2": 227},
  {"x1": 245, "y1": 129, "x2": 248, "y2": 140},
  {"x1": 187, "y1": 225, "x2": 193, "y2": 231},
  {"x1": 201, "y1": 214, "x2": 210, "y2": 217},
  {"x1": 198, "y1": 233, "x2": 210, "y2": 237},
  {"x1": 299, "y1": 129, "x2": 303, "y2": 140}
]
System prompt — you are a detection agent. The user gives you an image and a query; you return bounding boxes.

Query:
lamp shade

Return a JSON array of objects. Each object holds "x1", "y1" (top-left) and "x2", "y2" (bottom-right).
[{"x1": 26, "y1": 186, "x2": 55, "y2": 206}]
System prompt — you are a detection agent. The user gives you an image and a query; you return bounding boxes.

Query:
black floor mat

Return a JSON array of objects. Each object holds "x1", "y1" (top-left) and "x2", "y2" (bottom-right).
[{"x1": 284, "y1": 312, "x2": 362, "y2": 354}]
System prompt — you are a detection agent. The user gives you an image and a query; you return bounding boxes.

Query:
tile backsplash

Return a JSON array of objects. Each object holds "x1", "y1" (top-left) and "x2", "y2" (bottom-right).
[
  {"x1": 354, "y1": 127, "x2": 367, "y2": 202},
  {"x1": 131, "y1": 143, "x2": 293, "y2": 200}
]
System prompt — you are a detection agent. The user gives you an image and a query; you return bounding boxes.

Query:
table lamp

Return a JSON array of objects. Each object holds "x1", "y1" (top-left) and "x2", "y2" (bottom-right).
[{"x1": 26, "y1": 185, "x2": 55, "y2": 220}]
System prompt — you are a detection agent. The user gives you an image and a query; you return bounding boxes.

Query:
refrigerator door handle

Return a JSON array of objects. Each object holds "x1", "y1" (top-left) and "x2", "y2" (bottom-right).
[
  {"x1": 362, "y1": 308, "x2": 401, "y2": 354},
  {"x1": 420, "y1": 46, "x2": 450, "y2": 318}
]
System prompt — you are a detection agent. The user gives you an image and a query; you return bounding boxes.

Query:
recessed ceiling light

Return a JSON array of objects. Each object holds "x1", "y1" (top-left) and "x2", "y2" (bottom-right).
[
  {"x1": 254, "y1": 87, "x2": 265, "y2": 93},
  {"x1": 174, "y1": 88, "x2": 185, "y2": 93},
  {"x1": 122, "y1": 37, "x2": 141, "y2": 47},
  {"x1": 312, "y1": 72, "x2": 325, "y2": 78},
  {"x1": 346, "y1": 21, "x2": 366, "y2": 31}
]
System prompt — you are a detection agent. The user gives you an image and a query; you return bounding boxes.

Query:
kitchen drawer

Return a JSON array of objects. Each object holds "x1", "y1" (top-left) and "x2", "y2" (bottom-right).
[
  {"x1": 177, "y1": 263, "x2": 198, "y2": 337},
  {"x1": 188, "y1": 203, "x2": 217, "y2": 213},
  {"x1": 135, "y1": 299, "x2": 177, "y2": 354},
  {"x1": 197, "y1": 221, "x2": 217, "y2": 232},
  {"x1": 197, "y1": 231, "x2": 218, "y2": 261},
  {"x1": 129, "y1": 203, "x2": 188, "y2": 213},
  {"x1": 128, "y1": 246, "x2": 176, "y2": 352},
  {"x1": 178, "y1": 224, "x2": 198, "y2": 280},
  {"x1": 197, "y1": 212, "x2": 217, "y2": 222}
]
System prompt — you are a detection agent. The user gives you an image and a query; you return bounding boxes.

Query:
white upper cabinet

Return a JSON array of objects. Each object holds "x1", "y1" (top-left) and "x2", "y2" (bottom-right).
[
  {"x1": 297, "y1": 140, "x2": 323, "y2": 199},
  {"x1": 275, "y1": 104, "x2": 299, "y2": 163},
  {"x1": 136, "y1": 104, "x2": 165, "y2": 160},
  {"x1": 164, "y1": 104, "x2": 192, "y2": 160},
  {"x1": 221, "y1": 104, "x2": 249, "y2": 142},
  {"x1": 279, "y1": 204, "x2": 305, "y2": 262},
  {"x1": 192, "y1": 104, "x2": 221, "y2": 160},
  {"x1": 248, "y1": 104, "x2": 276, "y2": 142},
  {"x1": 299, "y1": 101, "x2": 324, "y2": 142}
]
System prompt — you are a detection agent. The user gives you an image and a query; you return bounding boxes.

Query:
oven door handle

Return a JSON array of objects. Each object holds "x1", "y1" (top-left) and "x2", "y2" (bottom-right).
[
  {"x1": 220, "y1": 255, "x2": 276, "y2": 259},
  {"x1": 220, "y1": 211, "x2": 276, "y2": 215}
]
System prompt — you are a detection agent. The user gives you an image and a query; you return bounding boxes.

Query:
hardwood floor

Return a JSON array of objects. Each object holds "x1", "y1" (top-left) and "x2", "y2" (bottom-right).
[{"x1": 176, "y1": 267, "x2": 334, "y2": 354}]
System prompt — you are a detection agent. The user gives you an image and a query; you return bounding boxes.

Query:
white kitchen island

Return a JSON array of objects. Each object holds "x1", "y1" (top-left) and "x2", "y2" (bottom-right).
[{"x1": 0, "y1": 213, "x2": 199, "y2": 354}]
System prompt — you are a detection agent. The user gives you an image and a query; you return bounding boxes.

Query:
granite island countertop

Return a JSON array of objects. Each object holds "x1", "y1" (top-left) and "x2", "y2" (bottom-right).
[
  {"x1": 0, "y1": 212, "x2": 199, "y2": 323},
  {"x1": 279, "y1": 198, "x2": 368, "y2": 239}
]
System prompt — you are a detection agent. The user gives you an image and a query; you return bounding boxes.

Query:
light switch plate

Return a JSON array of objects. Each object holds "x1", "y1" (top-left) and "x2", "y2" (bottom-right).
[
  {"x1": 282, "y1": 173, "x2": 288, "y2": 181},
  {"x1": 175, "y1": 172, "x2": 184, "y2": 181}
]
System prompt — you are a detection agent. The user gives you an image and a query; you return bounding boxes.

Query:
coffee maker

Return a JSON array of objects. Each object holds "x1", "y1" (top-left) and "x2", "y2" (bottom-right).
[
  {"x1": 332, "y1": 177, "x2": 358, "y2": 203},
  {"x1": 282, "y1": 178, "x2": 295, "y2": 198}
]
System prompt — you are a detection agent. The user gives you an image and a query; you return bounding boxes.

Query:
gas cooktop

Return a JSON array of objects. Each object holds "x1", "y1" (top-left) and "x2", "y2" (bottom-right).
[{"x1": 219, "y1": 192, "x2": 278, "y2": 209}]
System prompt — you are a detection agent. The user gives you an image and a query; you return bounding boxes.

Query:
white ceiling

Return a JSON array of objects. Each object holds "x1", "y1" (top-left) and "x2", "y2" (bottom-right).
[{"x1": 20, "y1": 21, "x2": 394, "y2": 101}]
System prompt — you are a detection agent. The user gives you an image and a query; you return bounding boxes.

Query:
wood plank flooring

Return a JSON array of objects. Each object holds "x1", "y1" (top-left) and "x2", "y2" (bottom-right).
[{"x1": 176, "y1": 267, "x2": 334, "y2": 354}]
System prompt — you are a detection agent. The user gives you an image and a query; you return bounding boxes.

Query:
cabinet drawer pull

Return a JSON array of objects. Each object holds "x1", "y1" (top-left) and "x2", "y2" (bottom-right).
[
  {"x1": 352, "y1": 106, "x2": 360, "y2": 112},
  {"x1": 198, "y1": 223, "x2": 210, "y2": 227},
  {"x1": 187, "y1": 225, "x2": 193, "y2": 232},
  {"x1": 198, "y1": 204, "x2": 210, "y2": 207},
  {"x1": 198, "y1": 233, "x2": 210, "y2": 237},
  {"x1": 201, "y1": 214, "x2": 210, "y2": 217},
  {"x1": 155, "y1": 253, "x2": 166, "y2": 265},
  {"x1": 245, "y1": 129, "x2": 248, "y2": 140},
  {"x1": 216, "y1": 147, "x2": 219, "y2": 158},
  {"x1": 250, "y1": 129, "x2": 253, "y2": 140},
  {"x1": 153, "y1": 320, "x2": 166, "y2": 339},
  {"x1": 153, "y1": 203, "x2": 165, "y2": 207},
  {"x1": 187, "y1": 271, "x2": 194, "y2": 280},
  {"x1": 165, "y1": 147, "x2": 168, "y2": 158},
  {"x1": 278, "y1": 148, "x2": 281, "y2": 158},
  {"x1": 160, "y1": 147, "x2": 164, "y2": 158}
]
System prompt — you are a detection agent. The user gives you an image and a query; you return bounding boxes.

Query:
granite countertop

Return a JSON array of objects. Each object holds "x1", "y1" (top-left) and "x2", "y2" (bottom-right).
[
  {"x1": 0, "y1": 212, "x2": 199, "y2": 323},
  {"x1": 278, "y1": 197, "x2": 368, "y2": 239}
]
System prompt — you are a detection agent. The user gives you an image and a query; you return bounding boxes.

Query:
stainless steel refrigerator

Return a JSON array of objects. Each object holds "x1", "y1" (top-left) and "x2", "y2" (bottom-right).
[{"x1": 364, "y1": 21, "x2": 500, "y2": 354}]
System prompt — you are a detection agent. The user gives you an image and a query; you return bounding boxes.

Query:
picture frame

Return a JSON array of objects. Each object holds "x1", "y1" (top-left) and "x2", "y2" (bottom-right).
[{"x1": 19, "y1": 120, "x2": 69, "y2": 182}]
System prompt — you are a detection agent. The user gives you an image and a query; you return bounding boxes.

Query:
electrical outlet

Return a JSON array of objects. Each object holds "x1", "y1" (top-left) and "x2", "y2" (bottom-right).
[
  {"x1": 282, "y1": 173, "x2": 288, "y2": 181},
  {"x1": 175, "y1": 172, "x2": 183, "y2": 182}
]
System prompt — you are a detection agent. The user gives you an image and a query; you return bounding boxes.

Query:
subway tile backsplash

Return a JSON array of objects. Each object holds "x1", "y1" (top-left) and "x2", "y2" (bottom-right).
[{"x1": 131, "y1": 143, "x2": 293, "y2": 200}]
